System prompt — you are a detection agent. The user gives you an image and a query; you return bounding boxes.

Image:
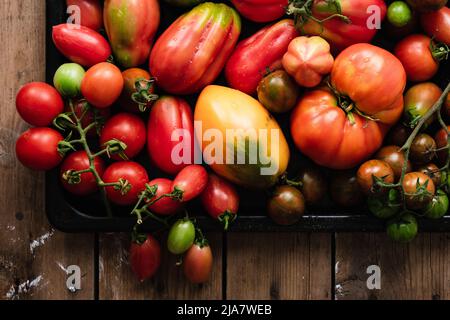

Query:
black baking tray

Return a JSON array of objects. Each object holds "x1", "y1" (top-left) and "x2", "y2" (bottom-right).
[{"x1": 45, "y1": 0, "x2": 450, "y2": 233}]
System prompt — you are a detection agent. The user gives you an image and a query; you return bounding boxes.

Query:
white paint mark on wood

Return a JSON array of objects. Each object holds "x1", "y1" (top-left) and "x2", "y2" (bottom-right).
[
  {"x1": 335, "y1": 261, "x2": 340, "y2": 274},
  {"x1": 5, "y1": 275, "x2": 44, "y2": 300},
  {"x1": 335, "y1": 283, "x2": 344, "y2": 300},
  {"x1": 6, "y1": 225, "x2": 15, "y2": 231},
  {"x1": 30, "y1": 228, "x2": 55, "y2": 254},
  {"x1": 56, "y1": 261, "x2": 69, "y2": 274}
]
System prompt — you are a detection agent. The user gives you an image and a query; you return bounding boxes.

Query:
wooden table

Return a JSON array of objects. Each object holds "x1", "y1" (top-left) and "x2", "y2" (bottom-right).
[{"x1": 2, "y1": 1, "x2": 450, "y2": 300}]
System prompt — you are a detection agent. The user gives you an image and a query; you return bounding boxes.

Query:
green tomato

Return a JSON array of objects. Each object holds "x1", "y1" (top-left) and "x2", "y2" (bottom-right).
[
  {"x1": 424, "y1": 190, "x2": 449, "y2": 219},
  {"x1": 387, "y1": 1, "x2": 413, "y2": 27},
  {"x1": 386, "y1": 213, "x2": 418, "y2": 243},
  {"x1": 163, "y1": 0, "x2": 205, "y2": 7},
  {"x1": 167, "y1": 218, "x2": 195, "y2": 255},
  {"x1": 53, "y1": 63, "x2": 85, "y2": 97},
  {"x1": 368, "y1": 189, "x2": 401, "y2": 219}
]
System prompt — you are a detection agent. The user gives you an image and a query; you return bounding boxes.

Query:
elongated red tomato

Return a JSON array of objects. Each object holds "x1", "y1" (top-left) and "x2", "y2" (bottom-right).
[
  {"x1": 291, "y1": 44, "x2": 406, "y2": 169},
  {"x1": 147, "y1": 96, "x2": 194, "y2": 175},
  {"x1": 421, "y1": 7, "x2": 450, "y2": 45},
  {"x1": 146, "y1": 178, "x2": 184, "y2": 216},
  {"x1": 66, "y1": 0, "x2": 103, "y2": 31},
  {"x1": 225, "y1": 19, "x2": 299, "y2": 95},
  {"x1": 52, "y1": 24, "x2": 111, "y2": 67},
  {"x1": 149, "y1": 3, "x2": 241, "y2": 94},
  {"x1": 172, "y1": 165, "x2": 208, "y2": 202},
  {"x1": 230, "y1": 0, "x2": 288, "y2": 23},
  {"x1": 183, "y1": 243, "x2": 213, "y2": 284},
  {"x1": 130, "y1": 234, "x2": 161, "y2": 282}
]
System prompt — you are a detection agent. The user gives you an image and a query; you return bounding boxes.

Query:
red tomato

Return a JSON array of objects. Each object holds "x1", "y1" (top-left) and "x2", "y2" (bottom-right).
[
  {"x1": 225, "y1": 19, "x2": 299, "y2": 95},
  {"x1": 435, "y1": 125, "x2": 450, "y2": 165},
  {"x1": 66, "y1": 99, "x2": 110, "y2": 137},
  {"x1": 52, "y1": 24, "x2": 111, "y2": 67},
  {"x1": 172, "y1": 165, "x2": 209, "y2": 202},
  {"x1": 291, "y1": 44, "x2": 406, "y2": 169},
  {"x1": 16, "y1": 82, "x2": 64, "y2": 126},
  {"x1": 119, "y1": 68, "x2": 157, "y2": 113},
  {"x1": 59, "y1": 151, "x2": 105, "y2": 196},
  {"x1": 66, "y1": 0, "x2": 103, "y2": 31},
  {"x1": 16, "y1": 128, "x2": 63, "y2": 171},
  {"x1": 81, "y1": 62, "x2": 124, "y2": 108},
  {"x1": 183, "y1": 243, "x2": 213, "y2": 284},
  {"x1": 129, "y1": 234, "x2": 161, "y2": 282},
  {"x1": 200, "y1": 174, "x2": 239, "y2": 230},
  {"x1": 102, "y1": 161, "x2": 148, "y2": 206},
  {"x1": 421, "y1": 7, "x2": 450, "y2": 45},
  {"x1": 99, "y1": 113, "x2": 146, "y2": 160},
  {"x1": 230, "y1": 0, "x2": 288, "y2": 23},
  {"x1": 147, "y1": 96, "x2": 194, "y2": 175},
  {"x1": 394, "y1": 34, "x2": 440, "y2": 82},
  {"x1": 146, "y1": 178, "x2": 184, "y2": 216}
]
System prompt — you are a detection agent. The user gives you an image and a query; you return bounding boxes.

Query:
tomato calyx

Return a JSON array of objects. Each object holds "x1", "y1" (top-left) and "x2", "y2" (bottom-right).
[
  {"x1": 102, "y1": 138, "x2": 128, "y2": 160},
  {"x1": 131, "y1": 78, "x2": 159, "y2": 112},
  {"x1": 131, "y1": 228, "x2": 149, "y2": 245},
  {"x1": 430, "y1": 40, "x2": 450, "y2": 62},
  {"x1": 218, "y1": 210, "x2": 237, "y2": 231},
  {"x1": 194, "y1": 226, "x2": 209, "y2": 248}
]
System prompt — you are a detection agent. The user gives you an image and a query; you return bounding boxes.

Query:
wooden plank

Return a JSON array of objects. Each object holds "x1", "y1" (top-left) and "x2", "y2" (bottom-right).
[
  {"x1": 0, "y1": 0, "x2": 95, "y2": 300},
  {"x1": 335, "y1": 233, "x2": 450, "y2": 300},
  {"x1": 99, "y1": 232, "x2": 223, "y2": 299},
  {"x1": 226, "y1": 233, "x2": 332, "y2": 300}
]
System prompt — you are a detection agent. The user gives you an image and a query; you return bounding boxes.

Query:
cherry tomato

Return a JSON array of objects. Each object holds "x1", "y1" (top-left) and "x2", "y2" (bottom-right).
[
  {"x1": 330, "y1": 170, "x2": 364, "y2": 208},
  {"x1": 16, "y1": 82, "x2": 64, "y2": 127},
  {"x1": 403, "y1": 82, "x2": 442, "y2": 129},
  {"x1": 375, "y1": 146, "x2": 412, "y2": 181},
  {"x1": 16, "y1": 128, "x2": 63, "y2": 171},
  {"x1": 421, "y1": 6, "x2": 450, "y2": 45},
  {"x1": 387, "y1": 1, "x2": 413, "y2": 27},
  {"x1": 172, "y1": 165, "x2": 209, "y2": 202},
  {"x1": 295, "y1": 165, "x2": 327, "y2": 206},
  {"x1": 394, "y1": 34, "x2": 440, "y2": 82},
  {"x1": 129, "y1": 234, "x2": 161, "y2": 282},
  {"x1": 200, "y1": 173, "x2": 239, "y2": 230},
  {"x1": 410, "y1": 133, "x2": 436, "y2": 164},
  {"x1": 423, "y1": 189, "x2": 449, "y2": 219},
  {"x1": 102, "y1": 161, "x2": 149, "y2": 206},
  {"x1": 53, "y1": 63, "x2": 85, "y2": 98},
  {"x1": 66, "y1": 99, "x2": 110, "y2": 137},
  {"x1": 386, "y1": 124, "x2": 412, "y2": 147},
  {"x1": 402, "y1": 171, "x2": 436, "y2": 210},
  {"x1": 267, "y1": 185, "x2": 305, "y2": 226},
  {"x1": 81, "y1": 62, "x2": 124, "y2": 108},
  {"x1": 368, "y1": 189, "x2": 401, "y2": 219},
  {"x1": 387, "y1": 213, "x2": 418, "y2": 243},
  {"x1": 59, "y1": 151, "x2": 105, "y2": 196},
  {"x1": 119, "y1": 68, "x2": 157, "y2": 113},
  {"x1": 99, "y1": 113, "x2": 146, "y2": 160},
  {"x1": 434, "y1": 125, "x2": 450, "y2": 165},
  {"x1": 357, "y1": 160, "x2": 395, "y2": 195},
  {"x1": 416, "y1": 163, "x2": 442, "y2": 187},
  {"x1": 183, "y1": 242, "x2": 213, "y2": 284},
  {"x1": 146, "y1": 178, "x2": 184, "y2": 216},
  {"x1": 66, "y1": 0, "x2": 103, "y2": 31},
  {"x1": 167, "y1": 218, "x2": 196, "y2": 255},
  {"x1": 406, "y1": 0, "x2": 448, "y2": 13}
]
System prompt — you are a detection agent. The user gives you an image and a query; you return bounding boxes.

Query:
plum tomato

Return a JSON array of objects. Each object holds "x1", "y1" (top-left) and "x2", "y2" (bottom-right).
[
  {"x1": 183, "y1": 242, "x2": 213, "y2": 284},
  {"x1": 129, "y1": 233, "x2": 161, "y2": 282},
  {"x1": 167, "y1": 218, "x2": 196, "y2": 255},
  {"x1": 146, "y1": 178, "x2": 184, "y2": 216},
  {"x1": 172, "y1": 165, "x2": 209, "y2": 202}
]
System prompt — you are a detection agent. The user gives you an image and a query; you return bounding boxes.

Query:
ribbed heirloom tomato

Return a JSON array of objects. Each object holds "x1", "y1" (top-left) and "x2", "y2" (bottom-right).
[{"x1": 291, "y1": 44, "x2": 406, "y2": 169}]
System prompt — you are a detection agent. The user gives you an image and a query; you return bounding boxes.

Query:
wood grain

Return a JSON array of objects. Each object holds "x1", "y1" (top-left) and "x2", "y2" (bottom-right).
[
  {"x1": 99, "y1": 232, "x2": 223, "y2": 300},
  {"x1": 0, "y1": 0, "x2": 95, "y2": 300},
  {"x1": 335, "y1": 233, "x2": 450, "y2": 300},
  {"x1": 226, "y1": 233, "x2": 331, "y2": 300}
]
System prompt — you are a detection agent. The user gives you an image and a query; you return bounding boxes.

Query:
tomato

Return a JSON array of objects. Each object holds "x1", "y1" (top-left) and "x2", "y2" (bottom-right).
[
  {"x1": 195, "y1": 85, "x2": 290, "y2": 189},
  {"x1": 52, "y1": 24, "x2": 111, "y2": 67},
  {"x1": 81, "y1": 62, "x2": 124, "y2": 109},
  {"x1": 257, "y1": 70, "x2": 300, "y2": 114},
  {"x1": 99, "y1": 113, "x2": 146, "y2": 160},
  {"x1": 387, "y1": 213, "x2": 418, "y2": 243},
  {"x1": 167, "y1": 218, "x2": 196, "y2": 255},
  {"x1": 129, "y1": 234, "x2": 161, "y2": 282},
  {"x1": 394, "y1": 34, "x2": 441, "y2": 82},
  {"x1": 416, "y1": 163, "x2": 442, "y2": 187},
  {"x1": 59, "y1": 151, "x2": 105, "y2": 196},
  {"x1": 16, "y1": 128, "x2": 63, "y2": 171},
  {"x1": 357, "y1": 160, "x2": 395, "y2": 195},
  {"x1": 406, "y1": 0, "x2": 447, "y2": 12},
  {"x1": 402, "y1": 172, "x2": 436, "y2": 210},
  {"x1": 387, "y1": 1, "x2": 413, "y2": 27},
  {"x1": 172, "y1": 165, "x2": 209, "y2": 202},
  {"x1": 386, "y1": 124, "x2": 412, "y2": 147},
  {"x1": 383, "y1": 10, "x2": 419, "y2": 40},
  {"x1": 150, "y1": 3, "x2": 241, "y2": 94},
  {"x1": 291, "y1": 44, "x2": 406, "y2": 169},
  {"x1": 368, "y1": 189, "x2": 401, "y2": 219},
  {"x1": 104, "y1": 0, "x2": 160, "y2": 68},
  {"x1": 295, "y1": 165, "x2": 327, "y2": 206},
  {"x1": 230, "y1": 0, "x2": 288, "y2": 23},
  {"x1": 225, "y1": 19, "x2": 298, "y2": 95},
  {"x1": 66, "y1": 0, "x2": 103, "y2": 31},
  {"x1": 282, "y1": 36, "x2": 334, "y2": 88},
  {"x1": 146, "y1": 178, "x2": 184, "y2": 216},
  {"x1": 200, "y1": 173, "x2": 240, "y2": 230},
  {"x1": 403, "y1": 82, "x2": 442, "y2": 128},
  {"x1": 66, "y1": 99, "x2": 110, "y2": 137},
  {"x1": 53, "y1": 63, "x2": 85, "y2": 98},
  {"x1": 119, "y1": 68, "x2": 157, "y2": 113},
  {"x1": 424, "y1": 189, "x2": 449, "y2": 219},
  {"x1": 147, "y1": 96, "x2": 194, "y2": 175},
  {"x1": 16, "y1": 82, "x2": 64, "y2": 127},
  {"x1": 375, "y1": 146, "x2": 412, "y2": 181},
  {"x1": 410, "y1": 133, "x2": 436, "y2": 164},
  {"x1": 183, "y1": 242, "x2": 213, "y2": 284},
  {"x1": 330, "y1": 170, "x2": 364, "y2": 207},
  {"x1": 102, "y1": 161, "x2": 149, "y2": 206},
  {"x1": 267, "y1": 185, "x2": 305, "y2": 226},
  {"x1": 421, "y1": 7, "x2": 450, "y2": 45},
  {"x1": 435, "y1": 126, "x2": 450, "y2": 165},
  {"x1": 163, "y1": 0, "x2": 205, "y2": 7},
  {"x1": 287, "y1": 0, "x2": 387, "y2": 52}
]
